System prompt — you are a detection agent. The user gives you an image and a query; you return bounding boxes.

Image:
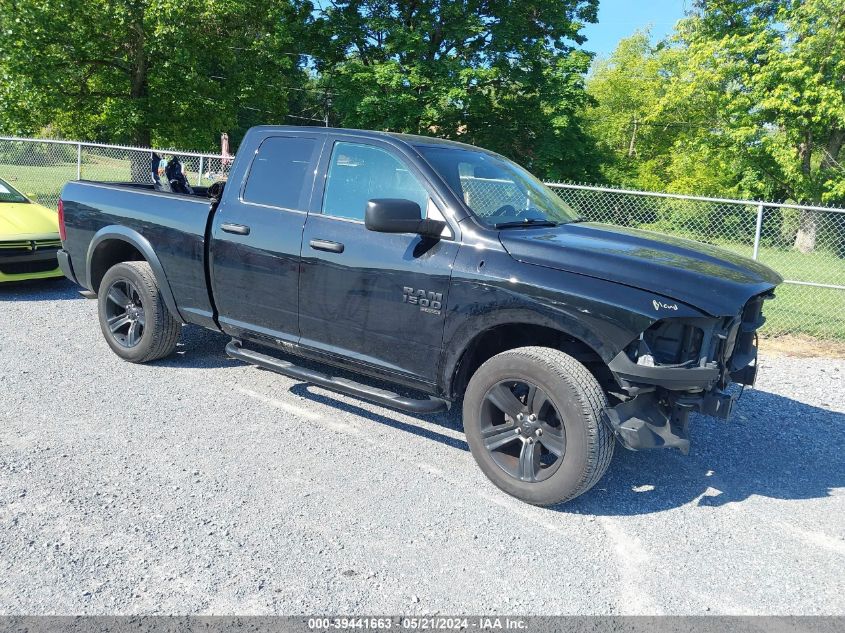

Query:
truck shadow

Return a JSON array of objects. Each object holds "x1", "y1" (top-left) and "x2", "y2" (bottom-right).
[
  {"x1": 153, "y1": 323, "x2": 844, "y2": 514},
  {"x1": 0, "y1": 277, "x2": 82, "y2": 302},
  {"x1": 287, "y1": 376, "x2": 844, "y2": 514},
  {"x1": 562, "y1": 388, "x2": 845, "y2": 516},
  {"x1": 155, "y1": 325, "x2": 235, "y2": 369},
  {"x1": 288, "y1": 383, "x2": 469, "y2": 452}
]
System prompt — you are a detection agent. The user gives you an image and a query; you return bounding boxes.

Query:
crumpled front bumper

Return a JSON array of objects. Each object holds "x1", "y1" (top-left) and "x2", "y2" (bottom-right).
[
  {"x1": 607, "y1": 350, "x2": 724, "y2": 391},
  {"x1": 602, "y1": 389, "x2": 737, "y2": 454},
  {"x1": 601, "y1": 293, "x2": 767, "y2": 452}
]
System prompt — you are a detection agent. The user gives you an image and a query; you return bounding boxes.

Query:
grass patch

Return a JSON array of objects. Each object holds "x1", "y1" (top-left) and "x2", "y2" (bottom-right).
[
  {"x1": 0, "y1": 158, "x2": 131, "y2": 209},
  {"x1": 717, "y1": 242, "x2": 845, "y2": 286},
  {"x1": 761, "y1": 283, "x2": 845, "y2": 340},
  {"x1": 0, "y1": 161, "x2": 78, "y2": 208},
  {"x1": 1, "y1": 156, "x2": 212, "y2": 210},
  {"x1": 713, "y1": 242, "x2": 845, "y2": 339},
  {"x1": 760, "y1": 333, "x2": 845, "y2": 358}
]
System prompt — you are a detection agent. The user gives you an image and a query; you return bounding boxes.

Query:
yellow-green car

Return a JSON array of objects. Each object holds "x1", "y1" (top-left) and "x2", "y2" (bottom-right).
[{"x1": 0, "y1": 176, "x2": 63, "y2": 282}]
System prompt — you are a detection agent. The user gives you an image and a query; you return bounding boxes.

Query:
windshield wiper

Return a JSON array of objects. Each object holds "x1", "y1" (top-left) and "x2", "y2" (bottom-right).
[{"x1": 492, "y1": 218, "x2": 559, "y2": 229}]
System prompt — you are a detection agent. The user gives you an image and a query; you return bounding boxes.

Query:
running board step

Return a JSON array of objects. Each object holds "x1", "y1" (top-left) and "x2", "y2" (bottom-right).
[{"x1": 225, "y1": 340, "x2": 448, "y2": 414}]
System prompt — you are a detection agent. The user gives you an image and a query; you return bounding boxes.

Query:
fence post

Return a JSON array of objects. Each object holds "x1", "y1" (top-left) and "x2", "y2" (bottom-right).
[
  {"x1": 752, "y1": 203, "x2": 764, "y2": 260},
  {"x1": 76, "y1": 143, "x2": 82, "y2": 180},
  {"x1": 197, "y1": 156, "x2": 204, "y2": 186}
]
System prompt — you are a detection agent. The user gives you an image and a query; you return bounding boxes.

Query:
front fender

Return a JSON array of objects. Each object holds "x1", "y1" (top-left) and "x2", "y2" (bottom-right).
[
  {"x1": 86, "y1": 226, "x2": 184, "y2": 322},
  {"x1": 440, "y1": 246, "x2": 709, "y2": 394},
  {"x1": 438, "y1": 303, "x2": 608, "y2": 397}
]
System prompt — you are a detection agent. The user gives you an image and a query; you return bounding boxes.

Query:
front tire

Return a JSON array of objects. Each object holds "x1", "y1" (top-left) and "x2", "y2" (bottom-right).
[
  {"x1": 463, "y1": 346, "x2": 614, "y2": 506},
  {"x1": 97, "y1": 261, "x2": 181, "y2": 363}
]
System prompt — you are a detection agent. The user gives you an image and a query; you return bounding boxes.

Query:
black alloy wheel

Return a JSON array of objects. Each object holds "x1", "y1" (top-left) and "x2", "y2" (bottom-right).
[
  {"x1": 103, "y1": 278, "x2": 146, "y2": 348},
  {"x1": 97, "y1": 261, "x2": 181, "y2": 363},
  {"x1": 463, "y1": 346, "x2": 614, "y2": 505},
  {"x1": 480, "y1": 380, "x2": 567, "y2": 483}
]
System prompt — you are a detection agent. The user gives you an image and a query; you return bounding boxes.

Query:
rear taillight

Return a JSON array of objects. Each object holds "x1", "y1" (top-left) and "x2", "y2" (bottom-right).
[{"x1": 57, "y1": 198, "x2": 66, "y2": 241}]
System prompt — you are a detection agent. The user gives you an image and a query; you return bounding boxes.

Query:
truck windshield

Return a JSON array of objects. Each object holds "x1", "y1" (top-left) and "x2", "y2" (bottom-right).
[
  {"x1": 0, "y1": 178, "x2": 29, "y2": 204},
  {"x1": 415, "y1": 145, "x2": 580, "y2": 228}
]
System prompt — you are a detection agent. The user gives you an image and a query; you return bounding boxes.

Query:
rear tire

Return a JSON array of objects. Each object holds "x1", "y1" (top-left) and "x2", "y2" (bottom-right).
[
  {"x1": 463, "y1": 346, "x2": 614, "y2": 506},
  {"x1": 97, "y1": 261, "x2": 181, "y2": 363}
]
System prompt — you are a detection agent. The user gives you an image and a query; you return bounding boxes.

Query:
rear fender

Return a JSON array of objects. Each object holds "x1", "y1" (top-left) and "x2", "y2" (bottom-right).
[{"x1": 86, "y1": 226, "x2": 184, "y2": 322}]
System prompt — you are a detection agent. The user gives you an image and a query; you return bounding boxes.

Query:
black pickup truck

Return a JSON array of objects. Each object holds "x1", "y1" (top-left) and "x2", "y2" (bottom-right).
[{"x1": 57, "y1": 126, "x2": 781, "y2": 505}]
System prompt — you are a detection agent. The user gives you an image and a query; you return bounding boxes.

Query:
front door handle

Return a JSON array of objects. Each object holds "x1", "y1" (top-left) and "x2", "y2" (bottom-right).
[
  {"x1": 309, "y1": 239, "x2": 345, "y2": 254},
  {"x1": 221, "y1": 223, "x2": 250, "y2": 236}
]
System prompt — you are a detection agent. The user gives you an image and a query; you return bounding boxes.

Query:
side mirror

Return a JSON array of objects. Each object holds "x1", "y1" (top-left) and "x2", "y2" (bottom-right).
[{"x1": 365, "y1": 198, "x2": 446, "y2": 238}]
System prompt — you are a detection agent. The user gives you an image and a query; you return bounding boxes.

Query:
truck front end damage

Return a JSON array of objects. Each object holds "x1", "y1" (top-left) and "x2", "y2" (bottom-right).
[{"x1": 603, "y1": 291, "x2": 773, "y2": 453}]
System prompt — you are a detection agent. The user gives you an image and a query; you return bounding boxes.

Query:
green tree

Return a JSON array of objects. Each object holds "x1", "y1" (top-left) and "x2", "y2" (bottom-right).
[
  {"x1": 311, "y1": 0, "x2": 600, "y2": 181},
  {"x1": 0, "y1": 0, "x2": 313, "y2": 149},
  {"x1": 584, "y1": 32, "x2": 680, "y2": 189},
  {"x1": 660, "y1": 0, "x2": 845, "y2": 250},
  {"x1": 584, "y1": 1, "x2": 845, "y2": 252},
  {"x1": 585, "y1": 29, "x2": 780, "y2": 199}
]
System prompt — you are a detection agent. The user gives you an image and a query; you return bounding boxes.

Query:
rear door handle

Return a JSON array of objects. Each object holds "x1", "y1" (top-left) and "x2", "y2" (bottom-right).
[
  {"x1": 309, "y1": 239, "x2": 345, "y2": 254},
  {"x1": 221, "y1": 223, "x2": 250, "y2": 235}
]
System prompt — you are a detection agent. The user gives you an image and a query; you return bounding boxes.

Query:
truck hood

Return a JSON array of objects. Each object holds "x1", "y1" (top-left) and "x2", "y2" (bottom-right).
[
  {"x1": 499, "y1": 222, "x2": 782, "y2": 316},
  {"x1": 0, "y1": 202, "x2": 59, "y2": 239}
]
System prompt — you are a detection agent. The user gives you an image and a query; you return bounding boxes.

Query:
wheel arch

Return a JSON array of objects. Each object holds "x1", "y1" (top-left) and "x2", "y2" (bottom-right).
[
  {"x1": 441, "y1": 310, "x2": 614, "y2": 400},
  {"x1": 86, "y1": 226, "x2": 184, "y2": 322}
]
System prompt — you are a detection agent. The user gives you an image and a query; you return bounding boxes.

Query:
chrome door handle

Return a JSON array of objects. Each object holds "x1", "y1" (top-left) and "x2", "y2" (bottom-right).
[
  {"x1": 221, "y1": 223, "x2": 250, "y2": 235},
  {"x1": 309, "y1": 239, "x2": 344, "y2": 253}
]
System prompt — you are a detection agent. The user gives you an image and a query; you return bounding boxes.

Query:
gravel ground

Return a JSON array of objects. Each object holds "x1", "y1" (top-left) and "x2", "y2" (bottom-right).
[{"x1": 1, "y1": 278, "x2": 843, "y2": 616}]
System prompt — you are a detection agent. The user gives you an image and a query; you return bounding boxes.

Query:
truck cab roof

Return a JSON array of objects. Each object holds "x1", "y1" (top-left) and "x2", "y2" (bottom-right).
[{"x1": 246, "y1": 125, "x2": 495, "y2": 154}]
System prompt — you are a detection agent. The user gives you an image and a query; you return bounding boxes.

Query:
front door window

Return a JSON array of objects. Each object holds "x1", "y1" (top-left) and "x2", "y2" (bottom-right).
[{"x1": 322, "y1": 142, "x2": 430, "y2": 221}]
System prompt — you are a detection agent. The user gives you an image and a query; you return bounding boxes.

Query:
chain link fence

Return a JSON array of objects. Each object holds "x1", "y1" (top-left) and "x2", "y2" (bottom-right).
[
  {"x1": 0, "y1": 136, "x2": 231, "y2": 211},
  {"x1": 2, "y1": 136, "x2": 843, "y2": 340}
]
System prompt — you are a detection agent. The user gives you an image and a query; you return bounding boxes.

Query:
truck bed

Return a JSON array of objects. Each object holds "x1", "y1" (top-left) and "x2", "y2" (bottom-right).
[{"x1": 59, "y1": 180, "x2": 217, "y2": 327}]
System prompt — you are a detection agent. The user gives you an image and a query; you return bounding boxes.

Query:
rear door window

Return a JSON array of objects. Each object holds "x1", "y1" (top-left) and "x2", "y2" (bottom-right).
[{"x1": 242, "y1": 136, "x2": 318, "y2": 210}]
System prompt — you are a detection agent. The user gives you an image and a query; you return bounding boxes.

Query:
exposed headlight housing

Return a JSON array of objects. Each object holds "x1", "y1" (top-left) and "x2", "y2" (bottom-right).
[{"x1": 631, "y1": 318, "x2": 709, "y2": 368}]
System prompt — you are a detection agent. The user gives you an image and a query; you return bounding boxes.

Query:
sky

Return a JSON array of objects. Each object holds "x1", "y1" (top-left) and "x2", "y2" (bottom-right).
[{"x1": 581, "y1": 0, "x2": 691, "y2": 59}]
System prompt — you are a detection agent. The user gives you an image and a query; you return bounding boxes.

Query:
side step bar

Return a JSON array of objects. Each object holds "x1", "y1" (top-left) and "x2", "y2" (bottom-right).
[{"x1": 225, "y1": 340, "x2": 448, "y2": 414}]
